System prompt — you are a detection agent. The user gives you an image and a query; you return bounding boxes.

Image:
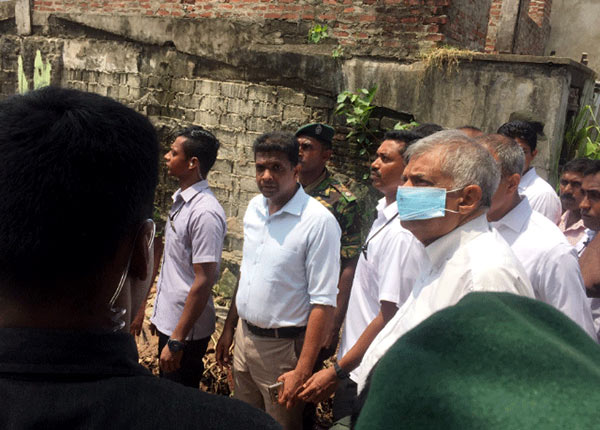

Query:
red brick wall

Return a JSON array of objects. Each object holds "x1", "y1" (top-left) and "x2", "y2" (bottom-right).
[{"x1": 32, "y1": 0, "x2": 492, "y2": 57}]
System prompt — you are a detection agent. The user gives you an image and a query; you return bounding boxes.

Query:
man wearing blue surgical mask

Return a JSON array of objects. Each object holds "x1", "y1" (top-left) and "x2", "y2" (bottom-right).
[
  {"x1": 297, "y1": 131, "x2": 427, "y2": 426},
  {"x1": 356, "y1": 130, "x2": 534, "y2": 395}
]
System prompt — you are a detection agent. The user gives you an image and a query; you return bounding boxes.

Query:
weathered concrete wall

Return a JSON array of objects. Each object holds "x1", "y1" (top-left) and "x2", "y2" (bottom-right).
[
  {"x1": 546, "y1": 0, "x2": 600, "y2": 73},
  {"x1": 342, "y1": 53, "x2": 595, "y2": 184}
]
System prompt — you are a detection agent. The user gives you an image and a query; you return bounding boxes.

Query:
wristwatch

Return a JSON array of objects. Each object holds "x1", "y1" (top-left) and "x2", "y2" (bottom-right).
[
  {"x1": 333, "y1": 362, "x2": 349, "y2": 380},
  {"x1": 167, "y1": 338, "x2": 185, "y2": 352}
]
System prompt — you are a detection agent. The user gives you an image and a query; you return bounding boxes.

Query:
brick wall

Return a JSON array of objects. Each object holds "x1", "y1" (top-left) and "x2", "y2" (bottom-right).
[
  {"x1": 31, "y1": 0, "x2": 492, "y2": 57},
  {"x1": 445, "y1": 0, "x2": 492, "y2": 52}
]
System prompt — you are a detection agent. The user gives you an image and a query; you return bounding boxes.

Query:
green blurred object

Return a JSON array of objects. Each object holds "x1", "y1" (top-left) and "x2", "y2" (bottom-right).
[{"x1": 357, "y1": 292, "x2": 600, "y2": 430}]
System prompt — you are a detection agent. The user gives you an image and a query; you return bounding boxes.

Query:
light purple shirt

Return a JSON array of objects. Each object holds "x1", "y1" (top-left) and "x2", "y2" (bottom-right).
[{"x1": 151, "y1": 180, "x2": 227, "y2": 340}]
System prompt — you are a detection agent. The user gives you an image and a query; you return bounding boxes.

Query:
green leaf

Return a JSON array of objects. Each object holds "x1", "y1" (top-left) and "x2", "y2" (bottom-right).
[
  {"x1": 362, "y1": 172, "x2": 369, "y2": 180},
  {"x1": 359, "y1": 148, "x2": 367, "y2": 155}
]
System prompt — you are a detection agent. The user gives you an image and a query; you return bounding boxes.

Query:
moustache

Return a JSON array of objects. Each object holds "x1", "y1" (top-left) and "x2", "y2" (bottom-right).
[
  {"x1": 370, "y1": 169, "x2": 381, "y2": 178},
  {"x1": 560, "y1": 194, "x2": 574, "y2": 201}
]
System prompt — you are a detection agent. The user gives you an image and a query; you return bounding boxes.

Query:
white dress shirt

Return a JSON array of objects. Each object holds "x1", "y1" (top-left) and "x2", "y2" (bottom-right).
[
  {"x1": 152, "y1": 180, "x2": 227, "y2": 340},
  {"x1": 338, "y1": 198, "x2": 427, "y2": 382},
  {"x1": 519, "y1": 168, "x2": 561, "y2": 225},
  {"x1": 491, "y1": 198, "x2": 596, "y2": 339},
  {"x1": 574, "y1": 229, "x2": 600, "y2": 342},
  {"x1": 236, "y1": 185, "x2": 341, "y2": 328},
  {"x1": 356, "y1": 214, "x2": 534, "y2": 393}
]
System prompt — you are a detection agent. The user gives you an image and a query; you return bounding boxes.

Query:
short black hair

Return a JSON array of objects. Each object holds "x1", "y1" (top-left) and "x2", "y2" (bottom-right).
[
  {"x1": 583, "y1": 160, "x2": 600, "y2": 178},
  {"x1": 253, "y1": 131, "x2": 299, "y2": 166},
  {"x1": 412, "y1": 123, "x2": 444, "y2": 138},
  {"x1": 177, "y1": 126, "x2": 220, "y2": 178},
  {"x1": 0, "y1": 87, "x2": 158, "y2": 303},
  {"x1": 562, "y1": 158, "x2": 595, "y2": 176},
  {"x1": 497, "y1": 120, "x2": 544, "y2": 151},
  {"x1": 383, "y1": 130, "x2": 422, "y2": 154}
]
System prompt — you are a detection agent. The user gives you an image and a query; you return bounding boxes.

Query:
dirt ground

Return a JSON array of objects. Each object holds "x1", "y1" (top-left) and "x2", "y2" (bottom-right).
[{"x1": 134, "y1": 288, "x2": 333, "y2": 427}]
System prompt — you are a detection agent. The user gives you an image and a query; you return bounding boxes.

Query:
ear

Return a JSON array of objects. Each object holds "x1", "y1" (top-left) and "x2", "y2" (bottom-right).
[
  {"x1": 293, "y1": 163, "x2": 301, "y2": 178},
  {"x1": 321, "y1": 148, "x2": 333, "y2": 163},
  {"x1": 457, "y1": 184, "x2": 483, "y2": 214},
  {"x1": 128, "y1": 221, "x2": 155, "y2": 283},
  {"x1": 532, "y1": 149, "x2": 538, "y2": 159},
  {"x1": 188, "y1": 157, "x2": 198, "y2": 170},
  {"x1": 506, "y1": 173, "x2": 521, "y2": 194}
]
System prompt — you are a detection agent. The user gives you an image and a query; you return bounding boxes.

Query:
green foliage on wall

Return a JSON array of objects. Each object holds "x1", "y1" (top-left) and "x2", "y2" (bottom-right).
[{"x1": 17, "y1": 50, "x2": 52, "y2": 94}]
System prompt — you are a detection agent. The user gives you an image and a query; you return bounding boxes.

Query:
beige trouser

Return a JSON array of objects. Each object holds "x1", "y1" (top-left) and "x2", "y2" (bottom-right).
[{"x1": 233, "y1": 319, "x2": 305, "y2": 430}]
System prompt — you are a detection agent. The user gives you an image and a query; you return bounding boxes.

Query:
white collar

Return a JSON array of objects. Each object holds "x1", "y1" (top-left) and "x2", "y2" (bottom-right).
[
  {"x1": 258, "y1": 184, "x2": 308, "y2": 218},
  {"x1": 490, "y1": 197, "x2": 531, "y2": 234},
  {"x1": 425, "y1": 214, "x2": 490, "y2": 270},
  {"x1": 376, "y1": 197, "x2": 399, "y2": 221},
  {"x1": 519, "y1": 168, "x2": 538, "y2": 188}
]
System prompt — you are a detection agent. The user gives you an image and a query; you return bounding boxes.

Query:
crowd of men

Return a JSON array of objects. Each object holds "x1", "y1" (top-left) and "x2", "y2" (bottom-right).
[{"x1": 1, "y1": 87, "x2": 600, "y2": 429}]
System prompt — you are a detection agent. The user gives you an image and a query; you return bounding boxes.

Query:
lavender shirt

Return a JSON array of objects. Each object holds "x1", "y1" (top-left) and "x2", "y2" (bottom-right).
[{"x1": 151, "y1": 180, "x2": 227, "y2": 340}]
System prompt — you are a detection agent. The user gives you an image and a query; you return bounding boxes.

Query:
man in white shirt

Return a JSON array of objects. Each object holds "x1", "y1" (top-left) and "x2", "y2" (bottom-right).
[
  {"x1": 478, "y1": 134, "x2": 596, "y2": 339},
  {"x1": 559, "y1": 158, "x2": 594, "y2": 245},
  {"x1": 147, "y1": 126, "x2": 227, "y2": 388},
  {"x1": 215, "y1": 132, "x2": 340, "y2": 430},
  {"x1": 356, "y1": 131, "x2": 534, "y2": 393},
  {"x1": 297, "y1": 130, "x2": 427, "y2": 423},
  {"x1": 576, "y1": 161, "x2": 600, "y2": 341},
  {"x1": 497, "y1": 120, "x2": 561, "y2": 224}
]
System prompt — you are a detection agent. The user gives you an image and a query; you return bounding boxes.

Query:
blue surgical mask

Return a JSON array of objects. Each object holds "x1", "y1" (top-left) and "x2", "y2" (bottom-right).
[{"x1": 396, "y1": 186, "x2": 462, "y2": 220}]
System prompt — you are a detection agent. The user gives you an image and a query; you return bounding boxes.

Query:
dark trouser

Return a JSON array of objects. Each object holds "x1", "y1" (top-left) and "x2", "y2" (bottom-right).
[
  {"x1": 157, "y1": 331, "x2": 210, "y2": 389},
  {"x1": 333, "y1": 377, "x2": 358, "y2": 422}
]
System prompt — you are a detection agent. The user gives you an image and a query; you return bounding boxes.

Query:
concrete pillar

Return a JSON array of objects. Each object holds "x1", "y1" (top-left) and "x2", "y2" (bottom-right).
[
  {"x1": 495, "y1": 0, "x2": 521, "y2": 53},
  {"x1": 15, "y1": 0, "x2": 31, "y2": 35}
]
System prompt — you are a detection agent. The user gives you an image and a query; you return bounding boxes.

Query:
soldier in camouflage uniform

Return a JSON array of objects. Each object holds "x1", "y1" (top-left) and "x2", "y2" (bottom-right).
[
  {"x1": 296, "y1": 123, "x2": 361, "y2": 430},
  {"x1": 296, "y1": 124, "x2": 361, "y2": 349}
]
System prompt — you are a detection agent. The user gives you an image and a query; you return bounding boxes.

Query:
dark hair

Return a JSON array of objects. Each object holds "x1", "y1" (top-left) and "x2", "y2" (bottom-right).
[
  {"x1": 562, "y1": 158, "x2": 595, "y2": 176},
  {"x1": 383, "y1": 130, "x2": 422, "y2": 154},
  {"x1": 412, "y1": 123, "x2": 444, "y2": 138},
  {"x1": 583, "y1": 160, "x2": 600, "y2": 178},
  {"x1": 177, "y1": 126, "x2": 220, "y2": 178},
  {"x1": 497, "y1": 120, "x2": 543, "y2": 151},
  {"x1": 0, "y1": 87, "x2": 158, "y2": 303},
  {"x1": 253, "y1": 131, "x2": 299, "y2": 166}
]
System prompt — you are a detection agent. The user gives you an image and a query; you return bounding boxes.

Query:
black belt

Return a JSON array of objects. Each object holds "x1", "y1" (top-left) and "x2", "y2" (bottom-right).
[{"x1": 245, "y1": 321, "x2": 306, "y2": 339}]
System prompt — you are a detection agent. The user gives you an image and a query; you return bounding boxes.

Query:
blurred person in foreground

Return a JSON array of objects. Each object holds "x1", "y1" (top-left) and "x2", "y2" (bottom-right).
[
  {"x1": 0, "y1": 87, "x2": 279, "y2": 429},
  {"x1": 355, "y1": 130, "x2": 534, "y2": 393},
  {"x1": 355, "y1": 292, "x2": 600, "y2": 430}
]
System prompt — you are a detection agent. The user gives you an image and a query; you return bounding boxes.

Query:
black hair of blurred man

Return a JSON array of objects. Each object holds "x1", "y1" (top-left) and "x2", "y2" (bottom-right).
[{"x1": 0, "y1": 86, "x2": 158, "y2": 331}]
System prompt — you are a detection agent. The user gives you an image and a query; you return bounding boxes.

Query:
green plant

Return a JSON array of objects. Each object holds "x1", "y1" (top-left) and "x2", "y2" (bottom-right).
[
  {"x1": 335, "y1": 86, "x2": 378, "y2": 179},
  {"x1": 332, "y1": 44, "x2": 344, "y2": 59},
  {"x1": 564, "y1": 105, "x2": 600, "y2": 161},
  {"x1": 308, "y1": 24, "x2": 329, "y2": 44},
  {"x1": 394, "y1": 120, "x2": 419, "y2": 131}
]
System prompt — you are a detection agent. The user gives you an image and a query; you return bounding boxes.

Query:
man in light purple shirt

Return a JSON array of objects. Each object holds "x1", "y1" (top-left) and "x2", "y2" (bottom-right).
[{"x1": 148, "y1": 126, "x2": 227, "y2": 388}]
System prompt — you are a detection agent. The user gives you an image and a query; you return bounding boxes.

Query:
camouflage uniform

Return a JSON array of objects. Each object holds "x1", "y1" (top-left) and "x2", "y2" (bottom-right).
[{"x1": 304, "y1": 169, "x2": 361, "y2": 260}]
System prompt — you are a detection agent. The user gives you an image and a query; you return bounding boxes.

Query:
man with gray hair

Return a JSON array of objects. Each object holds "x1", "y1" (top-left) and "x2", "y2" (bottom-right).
[
  {"x1": 356, "y1": 131, "x2": 534, "y2": 393},
  {"x1": 479, "y1": 135, "x2": 596, "y2": 339}
]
